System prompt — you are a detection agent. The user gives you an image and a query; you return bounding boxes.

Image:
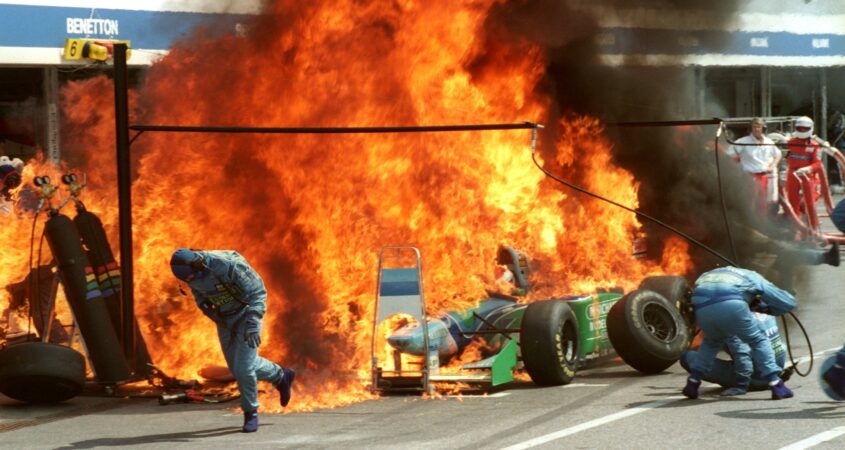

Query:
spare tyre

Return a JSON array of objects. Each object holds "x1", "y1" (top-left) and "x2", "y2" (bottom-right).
[
  {"x1": 0, "y1": 342, "x2": 86, "y2": 403},
  {"x1": 520, "y1": 300, "x2": 578, "y2": 386},
  {"x1": 639, "y1": 275, "x2": 695, "y2": 335},
  {"x1": 607, "y1": 289, "x2": 689, "y2": 374}
]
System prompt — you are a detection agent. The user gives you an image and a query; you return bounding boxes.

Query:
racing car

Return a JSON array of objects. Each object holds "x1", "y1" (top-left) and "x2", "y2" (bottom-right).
[{"x1": 371, "y1": 246, "x2": 694, "y2": 392}]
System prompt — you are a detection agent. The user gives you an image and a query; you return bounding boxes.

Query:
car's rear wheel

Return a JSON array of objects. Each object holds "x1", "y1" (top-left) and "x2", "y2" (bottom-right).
[
  {"x1": 607, "y1": 289, "x2": 690, "y2": 374},
  {"x1": 639, "y1": 275, "x2": 694, "y2": 332},
  {"x1": 520, "y1": 300, "x2": 578, "y2": 386},
  {"x1": 0, "y1": 342, "x2": 86, "y2": 403}
]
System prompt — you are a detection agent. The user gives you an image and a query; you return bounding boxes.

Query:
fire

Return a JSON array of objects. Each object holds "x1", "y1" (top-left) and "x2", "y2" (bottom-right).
[
  {"x1": 660, "y1": 235, "x2": 692, "y2": 275},
  {"x1": 0, "y1": 0, "x2": 694, "y2": 411},
  {"x1": 0, "y1": 157, "x2": 63, "y2": 322},
  {"x1": 441, "y1": 339, "x2": 499, "y2": 371}
]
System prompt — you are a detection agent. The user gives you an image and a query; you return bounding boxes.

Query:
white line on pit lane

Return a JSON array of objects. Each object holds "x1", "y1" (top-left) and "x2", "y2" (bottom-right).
[
  {"x1": 773, "y1": 347, "x2": 845, "y2": 450},
  {"x1": 446, "y1": 392, "x2": 510, "y2": 398},
  {"x1": 561, "y1": 383, "x2": 609, "y2": 388},
  {"x1": 800, "y1": 347, "x2": 840, "y2": 362},
  {"x1": 498, "y1": 347, "x2": 842, "y2": 449},
  {"x1": 778, "y1": 426, "x2": 845, "y2": 450},
  {"x1": 500, "y1": 396, "x2": 684, "y2": 450}
]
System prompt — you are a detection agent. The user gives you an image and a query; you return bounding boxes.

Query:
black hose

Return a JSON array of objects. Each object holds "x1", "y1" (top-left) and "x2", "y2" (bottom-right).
[
  {"x1": 531, "y1": 125, "x2": 815, "y2": 375},
  {"x1": 780, "y1": 312, "x2": 813, "y2": 377},
  {"x1": 530, "y1": 152, "x2": 737, "y2": 266},
  {"x1": 25, "y1": 207, "x2": 40, "y2": 339},
  {"x1": 33, "y1": 226, "x2": 48, "y2": 339}
]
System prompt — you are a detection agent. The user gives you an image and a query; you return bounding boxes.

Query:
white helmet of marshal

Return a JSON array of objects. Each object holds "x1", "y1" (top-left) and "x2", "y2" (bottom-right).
[{"x1": 794, "y1": 116, "x2": 814, "y2": 139}]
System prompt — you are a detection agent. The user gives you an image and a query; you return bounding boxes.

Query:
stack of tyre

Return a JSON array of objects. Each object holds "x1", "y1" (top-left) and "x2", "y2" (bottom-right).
[{"x1": 0, "y1": 342, "x2": 86, "y2": 403}]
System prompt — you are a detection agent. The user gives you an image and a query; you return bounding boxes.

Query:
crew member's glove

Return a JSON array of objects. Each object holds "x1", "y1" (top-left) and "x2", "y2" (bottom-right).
[{"x1": 244, "y1": 313, "x2": 262, "y2": 348}]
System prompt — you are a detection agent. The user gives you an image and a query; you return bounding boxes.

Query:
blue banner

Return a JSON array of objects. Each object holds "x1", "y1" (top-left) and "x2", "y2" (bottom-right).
[
  {"x1": 600, "y1": 27, "x2": 845, "y2": 57},
  {"x1": 0, "y1": 4, "x2": 250, "y2": 50}
]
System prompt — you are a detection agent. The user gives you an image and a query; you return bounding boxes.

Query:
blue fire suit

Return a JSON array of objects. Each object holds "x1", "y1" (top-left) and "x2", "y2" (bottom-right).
[
  {"x1": 681, "y1": 313, "x2": 786, "y2": 390},
  {"x1": 186, "y1": 250, "x2": 282, "y2": 413},
  {"x1": 687, "y1": 267, "x2": 795, "y2": 385},
  {"x1": 830, "y1": 201, "x2": 845, "y2": 368}
]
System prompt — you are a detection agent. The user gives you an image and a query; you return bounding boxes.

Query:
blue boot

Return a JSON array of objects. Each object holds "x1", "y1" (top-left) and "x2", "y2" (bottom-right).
[
  {"x1": 825, "y1": 242, "x2": 841, "y2": 267},
  {"x1": 275, "y1": 368, "x2": 296, "y2": 407},
  {"x1": 770, "y1": 379, "x2": 794, "y2": 400},
  {"x1": 682, "y1": 378, "x2": 701, "y2": 399},
  {"x1": 242, "y1": 411, "x2": 259, "y2": 433},
  {"x1": 823, "y1": 364, "x2": 845, "y2": 398}
]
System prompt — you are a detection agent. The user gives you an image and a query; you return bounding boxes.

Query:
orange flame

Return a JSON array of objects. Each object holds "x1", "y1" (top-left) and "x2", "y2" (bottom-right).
[
  {"x1": 0, "y1": 0, "x2": 693, "y2": 411},
  {"x1": 660, "y1": 235, "x2": 692, "y2": 275}
]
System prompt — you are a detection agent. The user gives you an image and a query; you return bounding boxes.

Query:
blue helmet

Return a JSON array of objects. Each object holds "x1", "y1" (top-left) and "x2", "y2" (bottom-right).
[{"x1": 170, "y1": 248, "x2": 206, "y2": 282}]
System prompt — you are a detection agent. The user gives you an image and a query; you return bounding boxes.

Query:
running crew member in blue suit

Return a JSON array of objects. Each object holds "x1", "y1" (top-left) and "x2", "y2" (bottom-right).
[
  {"x1": 170, "y1": 249, "x2": 295, "y2": 432},
  {"x1": 682, "y1": 266, "x2": 795, "y2": 400}
]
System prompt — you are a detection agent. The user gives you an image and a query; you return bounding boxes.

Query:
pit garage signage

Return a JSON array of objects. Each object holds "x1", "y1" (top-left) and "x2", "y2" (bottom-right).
[
  {"x1": 62, "y1": 38, "x2": 131, "y2": 62},
  {"x1": 0, "y1": 2, "x2": 251, "y2": 66},
  {"x1": 66, "y1": 17, "x2": 120, "y2": 35}
]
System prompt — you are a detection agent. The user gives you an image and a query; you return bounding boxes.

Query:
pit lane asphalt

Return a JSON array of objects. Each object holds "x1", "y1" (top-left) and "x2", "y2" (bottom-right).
[{"x1": 3, "y1": 232, "x2": 845, "y2": 449}]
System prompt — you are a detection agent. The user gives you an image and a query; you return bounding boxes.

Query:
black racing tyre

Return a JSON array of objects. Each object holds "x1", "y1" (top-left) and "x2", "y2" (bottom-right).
[
  {"x1": 520, "y1": 300, "x2": 579, "y2": 386},
  {"x1": 0, "y1": 342, "x2": 86, "y2": 403},
  {"x1": 607, "y1": 289, "x2": 690, "y2": 374},
  {"x1": 639, "y1": 276, "x2": 694, "y2": 331}
]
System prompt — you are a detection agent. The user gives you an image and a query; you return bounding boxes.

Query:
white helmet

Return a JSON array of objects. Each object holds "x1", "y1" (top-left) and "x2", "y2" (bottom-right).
[{"x1": 794, "y1": 116, "x2": 814, "y2": 139}]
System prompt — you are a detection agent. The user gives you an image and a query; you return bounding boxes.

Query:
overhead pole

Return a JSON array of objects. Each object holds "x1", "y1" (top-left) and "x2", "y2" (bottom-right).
[{"x1": 113, "y1": 43, "x2": 135, "y2": 370}]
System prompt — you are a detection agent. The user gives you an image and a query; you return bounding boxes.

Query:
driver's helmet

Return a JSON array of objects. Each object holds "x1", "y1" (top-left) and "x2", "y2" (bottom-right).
[
  {"x1": 494, "y1": 264, "x2": 515, "y2": 284},
  {"x1": 170, "y1": 248, "x2": 207, "y2": 282},
  {"x1": 795, "y1": 116, "x2": 814, "y2": 139}
]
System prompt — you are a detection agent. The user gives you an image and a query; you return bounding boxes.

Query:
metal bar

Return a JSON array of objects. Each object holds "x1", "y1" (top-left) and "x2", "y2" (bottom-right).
[
  {"x1": 113, "y1": 43, "x2": 135, "y2": 371},
  {"x1": 470, "y1": 312, "x2": 514, "y2": 341},
  {"x1": 695, "y1": 67, "x2": 706, "y2": 118},
  {"x1": 128, "y1": 123, "x2": 540, "y2": 134},
  {"x1": 761, "y1": 67, "x2": 772, "y2": 117},
  {"x1": 460, "y1": 329, "x2": 521, "y2": 335},
  {"x1": 42, "y1": 68, "x2": 61, "y2": 164},
  {"x1": 821, "y1": 68, "x2": 829, "y2": 141},
  {"x1": 128, "y1": 130, "x2": 144, "y2": 146},
  {"x1": 605, "y1": 119, "x2": 722, "y2": 127},
  {"x1": 40, "y1": 272, "x2": 61, "y2": 343}
]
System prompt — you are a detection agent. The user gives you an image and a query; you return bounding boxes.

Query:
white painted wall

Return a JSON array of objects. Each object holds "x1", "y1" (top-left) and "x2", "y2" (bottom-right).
[
  {"x1": 570, "y1": 0, "x2": 845, "y2": 34},
  {"x1": 0, "y1": 0, "x2": 262, "y2": 14}
]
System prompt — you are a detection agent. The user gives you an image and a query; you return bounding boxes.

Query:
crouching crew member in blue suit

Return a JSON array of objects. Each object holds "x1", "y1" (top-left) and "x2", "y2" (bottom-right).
[
  {"x1": 680, "y1": 312, "x2": 789, "y2": 396},
  {"x1": 682, "y1": 266, "x2": 795, "y2": 400},
  {"x1": 170, "y1": 248, "x2": 296, "y2": 432}
]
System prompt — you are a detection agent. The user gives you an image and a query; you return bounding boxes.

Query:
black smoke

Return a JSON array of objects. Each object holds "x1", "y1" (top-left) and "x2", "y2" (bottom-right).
[{"x1": 482, "y1": 0, "x2": 814, "y2": 286}]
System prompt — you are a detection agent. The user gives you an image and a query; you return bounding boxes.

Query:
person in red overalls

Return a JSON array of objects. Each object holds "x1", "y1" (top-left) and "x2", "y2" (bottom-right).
[{"x1": 785, "y1": 116, "x2": 824, "y2": 217}]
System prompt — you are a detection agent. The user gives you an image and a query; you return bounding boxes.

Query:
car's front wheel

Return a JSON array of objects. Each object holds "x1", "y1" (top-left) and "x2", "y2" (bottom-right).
[{"x1": 520, "y1": 300, "x2": 579, "y2": 386}]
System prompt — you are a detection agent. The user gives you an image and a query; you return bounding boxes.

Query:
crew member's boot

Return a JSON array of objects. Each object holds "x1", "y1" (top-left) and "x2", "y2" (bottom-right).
[
  {"x1": 770, "y1": 379, "x2": 794, "y2": 400},
  {"x1": 823, "y1": 364, "x2": 845, "y2": 398},
  {"x1": 243, "y1": 410, "x2": 259, "y2": 433},
  {"x1": 274, "y1": 367, "x2": 296, "y2": 407},
  {"x1": 824, "y1": 242, "x2": 841, "y2": 267},
  {"x1": 683, "y1": 377, "x2": 701, "y2": 399}
]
